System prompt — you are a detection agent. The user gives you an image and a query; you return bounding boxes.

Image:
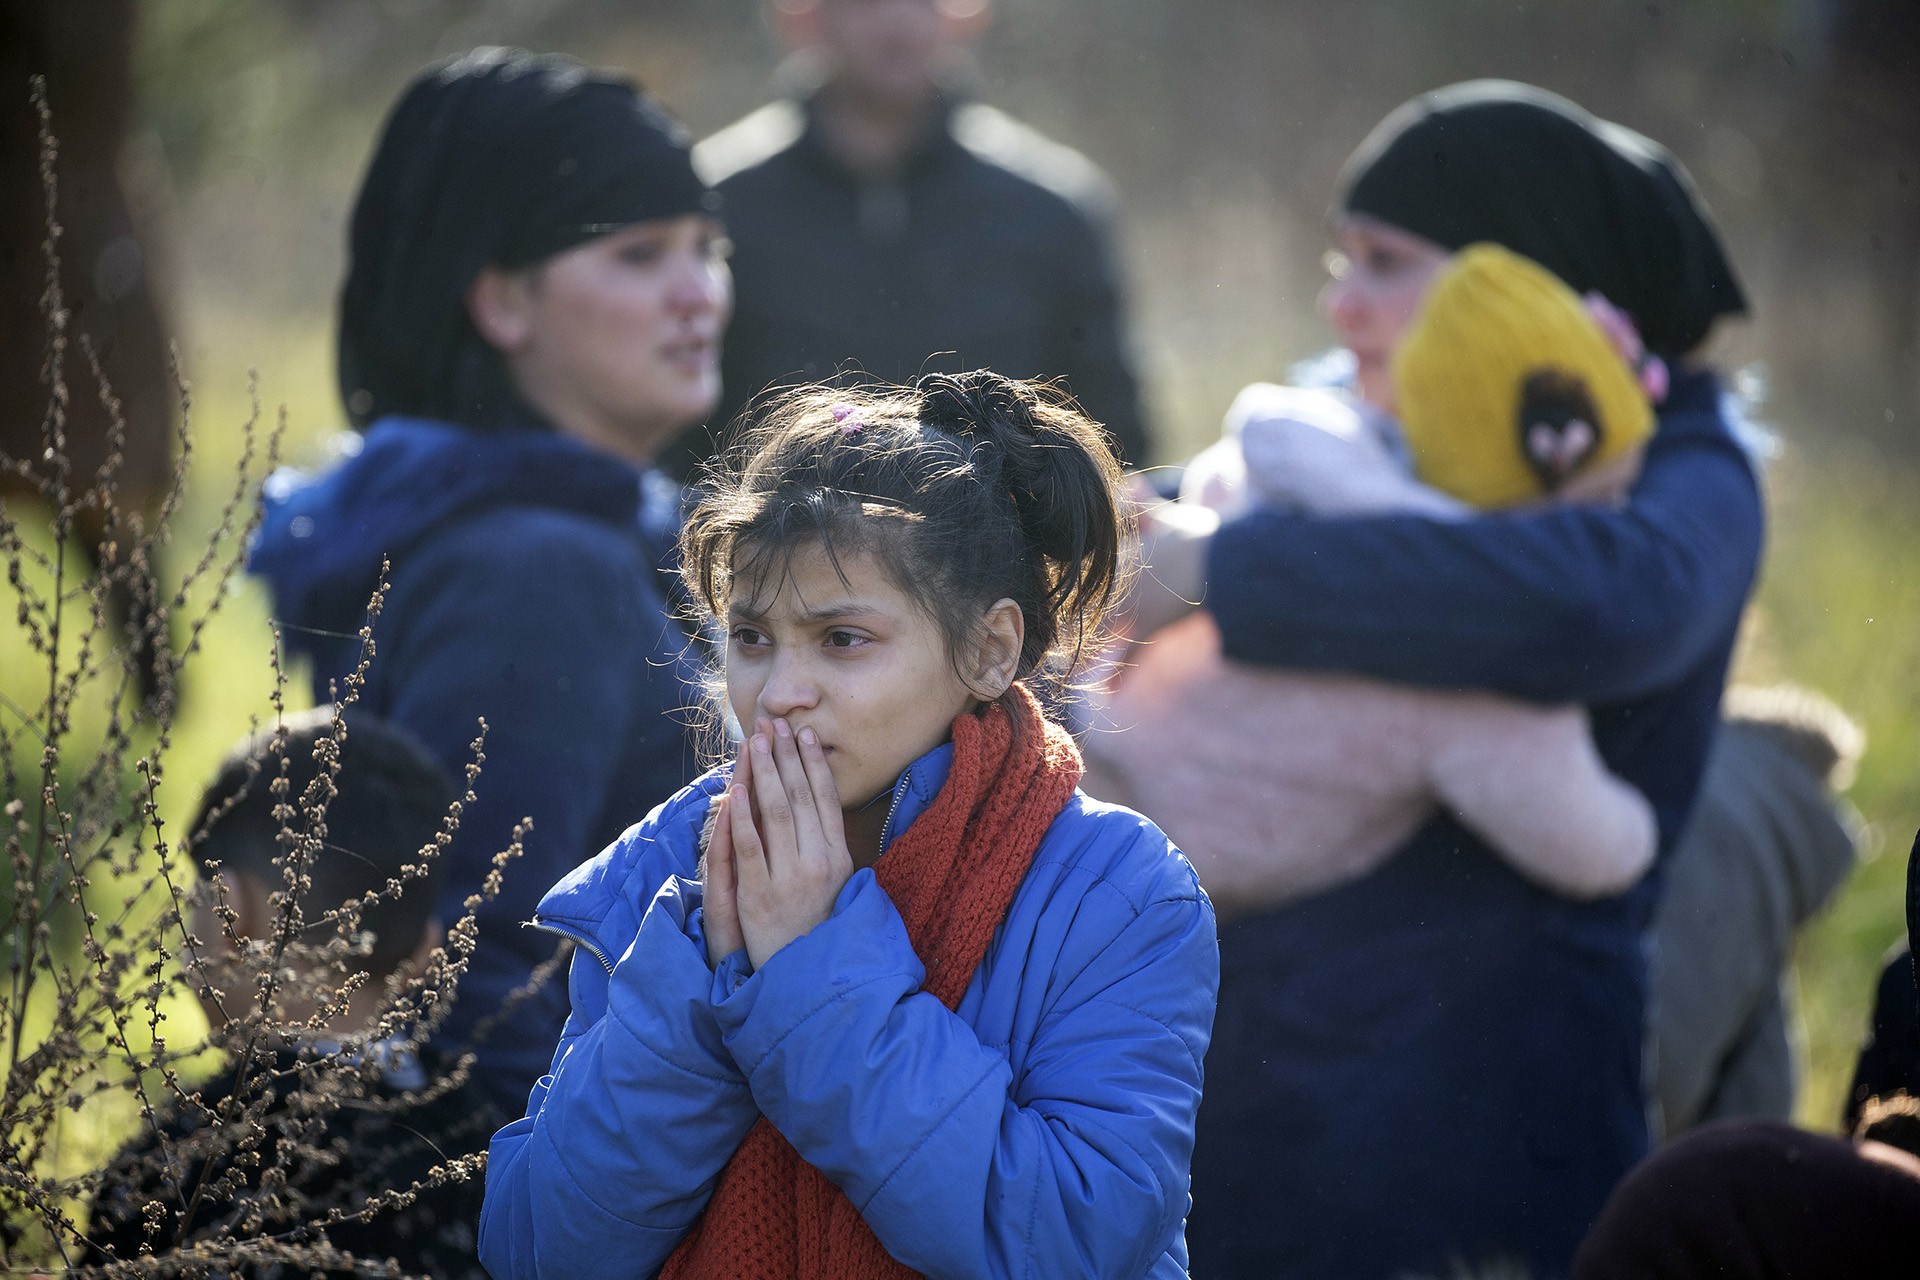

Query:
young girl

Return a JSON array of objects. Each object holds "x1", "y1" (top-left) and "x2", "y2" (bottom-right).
[{"x1": 478, "y1": 370, "x2": 1218, "y2": 1280}]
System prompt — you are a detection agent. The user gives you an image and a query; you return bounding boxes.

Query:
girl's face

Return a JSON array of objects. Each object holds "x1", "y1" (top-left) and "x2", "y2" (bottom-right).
[
  {"x1": 1320, "y1": 213, "x2": 1452, "y2": 414},
  {"x1": 725, "y1": 542, "x2": 985, "y2": 814},
  {"x1": 472, "y1": 214, "x2": 731, "y2": 463}
]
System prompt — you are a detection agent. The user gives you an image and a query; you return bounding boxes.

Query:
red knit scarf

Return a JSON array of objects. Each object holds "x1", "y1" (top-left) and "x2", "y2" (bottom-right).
[{"x1": 660, "y1": 685, "x2": 1083, "y2": 1280}]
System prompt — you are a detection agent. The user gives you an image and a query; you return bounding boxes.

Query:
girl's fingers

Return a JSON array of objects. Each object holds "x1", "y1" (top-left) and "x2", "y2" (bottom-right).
[
  {"x1": 793, "y1": 724, "x2": 848, "y2": 864},
  {"x1": 746, "y1": 729, "x2": 794, "y2": 866},
  {"x1": 729, "y1": 775, "x2": 770, "y2": 895},
  {"x1": 732, "y1": 730, "x2": 753, "y2": 801},
  {"x1": 704, "y1": 790, "x2": 735, "y2": 888},
  {"x1": 734, "y1": 724, "x2": 853, "y2": 970},
  {"x1": 768, "y1": 719, "x2": 827, "y2": 858},
  {"x1": 701, "y1": 791, "x2": 745, "y2": 964}
]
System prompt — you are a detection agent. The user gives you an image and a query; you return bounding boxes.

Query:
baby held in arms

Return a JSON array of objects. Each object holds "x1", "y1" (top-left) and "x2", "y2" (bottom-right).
[{"x1": 1085, "y1": 244, "x2": 1667, "y2": 917}]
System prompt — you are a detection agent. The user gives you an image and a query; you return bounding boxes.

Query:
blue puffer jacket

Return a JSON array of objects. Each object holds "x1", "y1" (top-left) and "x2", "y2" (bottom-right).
[
  {"x1": 249, "y1": 417, "x2": 701, "y2": 1115},
  {"x1": 479, "y1": 740, "x2": 1219, "y2": 1280}
]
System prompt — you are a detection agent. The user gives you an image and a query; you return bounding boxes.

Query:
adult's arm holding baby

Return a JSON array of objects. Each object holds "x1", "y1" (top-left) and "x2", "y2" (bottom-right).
[{"x1": 1202, "y1": 372, "x2": 1762, "y2": 705}]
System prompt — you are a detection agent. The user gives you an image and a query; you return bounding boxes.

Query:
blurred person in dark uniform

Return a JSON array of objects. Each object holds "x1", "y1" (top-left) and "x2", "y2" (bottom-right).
[{"x1": 679, "y1": 0, "x2": 1149, "y2": 475}]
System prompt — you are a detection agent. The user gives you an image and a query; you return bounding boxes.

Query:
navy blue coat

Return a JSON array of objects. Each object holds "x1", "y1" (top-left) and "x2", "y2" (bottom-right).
[
  {"x1": 251, "y1": 418, "x2": 701, "y2": 1113},
  {"x1": 1186, "y1": 370, "x2": 1764, "y2": 1279}
]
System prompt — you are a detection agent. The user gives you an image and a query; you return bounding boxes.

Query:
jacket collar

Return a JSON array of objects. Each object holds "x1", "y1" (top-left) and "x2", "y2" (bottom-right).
[
  {"x1": 249, "y1": 416, "x2": 649, "y2": 645},
  {"x1": 874, "y1": 740, "x2": 954, "y2": 859}
]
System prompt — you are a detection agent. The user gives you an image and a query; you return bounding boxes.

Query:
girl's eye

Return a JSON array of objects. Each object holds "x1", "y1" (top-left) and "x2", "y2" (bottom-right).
[
  {"x1": 618, "y1": 239, "x2": 666, "y2": 266},
  {"x1": 824, "y1": 630, "x2": 868, "y2": 650},
  {"x1": 729, "y1": 625, "x2": 769, "y2": 648}
]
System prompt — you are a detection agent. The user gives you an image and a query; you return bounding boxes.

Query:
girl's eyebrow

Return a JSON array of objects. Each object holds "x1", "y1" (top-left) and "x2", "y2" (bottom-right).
[{"x1": 729, "y1": 601, "x2": 888, "y2": 625}]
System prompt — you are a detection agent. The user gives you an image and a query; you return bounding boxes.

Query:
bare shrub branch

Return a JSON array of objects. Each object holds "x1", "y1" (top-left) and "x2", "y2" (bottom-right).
[{"x1": 2, "y1": 78, "x2": 519, "y2": 1278}]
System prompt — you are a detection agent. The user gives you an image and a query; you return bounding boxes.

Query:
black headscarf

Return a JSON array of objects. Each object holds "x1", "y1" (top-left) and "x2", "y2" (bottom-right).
[
  {"x1": 1337, "y1": 80, "x2": 1747, "y2": 359},
  {"x1": 338, "y1": 47, "x2": 717, "y2": 431}
]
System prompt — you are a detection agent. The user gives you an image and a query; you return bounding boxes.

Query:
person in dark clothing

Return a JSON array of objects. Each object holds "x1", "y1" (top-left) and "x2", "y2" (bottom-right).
[
  {"x1": 1129, "y1": 82, "x2": 1762, "y2": 1279},
  {"x1": 1846, "y1": 827, "x2": 1920, "y2": 1130},
  {"x1": 680, "y1": 0, "x2": 1148, "y2": 474},
  {"x1": 1849, "y1": 941, "x2": 1920, "y2": 1125},
  {"x1": 86, "y1": 708, "x2": 497, "y2": 1277},
  {"x1": 249, "y1": 48, "x2": 728, "y2": 1116}
]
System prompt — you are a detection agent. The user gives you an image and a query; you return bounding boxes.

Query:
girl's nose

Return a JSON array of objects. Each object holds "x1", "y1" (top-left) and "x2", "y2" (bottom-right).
[{"x1": 757, "y1": 653, "x2": 819, "y2": 720}]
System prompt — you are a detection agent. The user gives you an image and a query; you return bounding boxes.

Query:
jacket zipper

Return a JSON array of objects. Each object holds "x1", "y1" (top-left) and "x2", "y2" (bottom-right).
[
  {"x1": 529, "y1": 917, "x2": 614, "y2": 975},
  {"x1": 875, "y1": 770, "x2": 912, "y2": 857}
]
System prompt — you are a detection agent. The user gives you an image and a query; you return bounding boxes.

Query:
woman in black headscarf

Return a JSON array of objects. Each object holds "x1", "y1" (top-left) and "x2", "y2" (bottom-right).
[
  {"x1": 1325, "y1": 79, "x2": 1746, "y2": 412},
  {"x1": 251, "y1": 49, "x2": 730, "y2": 1115},
  {"x1": 1148, "y1": 82, "x2": 1765, "y2": 1279}
]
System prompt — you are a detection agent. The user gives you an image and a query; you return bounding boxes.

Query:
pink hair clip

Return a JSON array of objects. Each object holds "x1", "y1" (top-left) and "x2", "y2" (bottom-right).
[{"x1": 831, "y1": 402, "x2": 865, "y2": 436}]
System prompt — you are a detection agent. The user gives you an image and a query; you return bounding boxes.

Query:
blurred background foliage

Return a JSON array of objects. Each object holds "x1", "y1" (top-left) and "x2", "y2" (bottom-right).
[{"x1": 10, "y1": 0, "x2": 1916, "y2": 1130}]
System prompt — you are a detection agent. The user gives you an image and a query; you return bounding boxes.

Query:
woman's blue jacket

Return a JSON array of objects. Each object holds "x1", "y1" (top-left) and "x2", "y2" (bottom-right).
[
  {"x1": 249, "y1": 417, "x2": 701, "y2": 1115},
  {"x1": 478, "y1": 741, "x2": 1219, "y2": 1280}
]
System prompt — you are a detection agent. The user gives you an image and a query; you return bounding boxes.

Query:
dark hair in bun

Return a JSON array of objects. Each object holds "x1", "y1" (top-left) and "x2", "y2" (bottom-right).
[{"x1": 680, "y1": 370, "x2": 1130, "y2": 705}]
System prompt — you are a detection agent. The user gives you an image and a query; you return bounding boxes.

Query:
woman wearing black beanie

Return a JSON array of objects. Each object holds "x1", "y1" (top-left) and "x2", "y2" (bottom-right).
[
  {"x1": 1160, "y1": 82, "x2": 1765, "y2": 1279},
  {"x1": 251, "y1": 49, "x2": 729, "y2": 1115}
]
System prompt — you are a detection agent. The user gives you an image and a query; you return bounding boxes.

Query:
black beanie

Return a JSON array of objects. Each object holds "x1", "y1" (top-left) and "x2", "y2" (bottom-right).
[
  {"x1": 1337, "y1": 80, "x2": 1747, "y2": 360},
  {"x1": 337, "y1": 47, "x2": 718, "y2": 431}
]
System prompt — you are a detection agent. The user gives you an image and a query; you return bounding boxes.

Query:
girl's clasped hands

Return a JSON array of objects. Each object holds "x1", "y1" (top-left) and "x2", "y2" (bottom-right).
[{"x1": 702, "y1": 717, "x2": 855, "y2": 970}]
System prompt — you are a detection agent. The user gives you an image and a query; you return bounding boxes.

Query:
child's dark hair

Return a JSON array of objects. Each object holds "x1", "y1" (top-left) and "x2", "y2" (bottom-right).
[
  {"x1": 681, "y1": 370, "x2": 1131, "y2": 703},
  {"x1": 188, "y1": 707, "x2": 455, "y2": 978}
]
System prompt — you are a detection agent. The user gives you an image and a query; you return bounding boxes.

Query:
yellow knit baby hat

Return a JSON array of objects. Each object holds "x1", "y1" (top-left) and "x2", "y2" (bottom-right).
[{"x1": 1391, "y1": 242, "x2": 1655, "y2": 509}]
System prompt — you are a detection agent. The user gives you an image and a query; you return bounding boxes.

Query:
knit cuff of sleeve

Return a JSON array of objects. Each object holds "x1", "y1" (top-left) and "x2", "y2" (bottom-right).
[{"x1": 710, "y1": 870, "x2": 927, "y2": 1080}]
